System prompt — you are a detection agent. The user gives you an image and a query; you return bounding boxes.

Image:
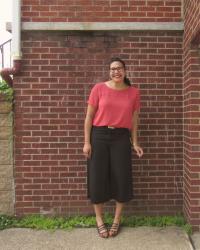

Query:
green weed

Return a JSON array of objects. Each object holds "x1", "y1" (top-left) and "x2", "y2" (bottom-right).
[
  {"x1": 0, "y1": 80, "x2": 13, "y2": 101},
  {"x1": 0, "y1": 214, "x2": 192, "y2": 234}
]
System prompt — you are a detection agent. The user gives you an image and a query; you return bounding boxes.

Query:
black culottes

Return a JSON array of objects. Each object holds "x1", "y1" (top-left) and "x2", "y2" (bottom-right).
[{"x1": 87, "y1": 126, "x2": 133, "y2": 204}]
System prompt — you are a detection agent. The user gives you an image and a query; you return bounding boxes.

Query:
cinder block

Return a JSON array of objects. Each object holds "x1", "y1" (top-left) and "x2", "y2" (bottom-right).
[
  {"x1": 0, "y1": 141, "x2": 13, "y2": 164},
  {"x1": 0, "y1": 201, "x2": 14, "y2": 215},
  {"x1": 0, "y1": 165, "x2": 13, "y2": 178},
  {"x1": 0, "y1": 178, "x2": 13, "y2": 190},
  {"x1": 0, "y1": 113, "x2": 13, "y2": 126},
  {"x1": 0, "y1": 191, "x2": 13, "y2": 203},
  {"x1": 0, "y1": 102, "x2": 12, "y2": 113},
  {"x1": 0, "y1": 126, "x2": 12, "y2": 140}
]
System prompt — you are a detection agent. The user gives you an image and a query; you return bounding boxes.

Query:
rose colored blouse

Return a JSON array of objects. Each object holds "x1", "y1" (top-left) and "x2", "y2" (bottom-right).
[{"x1": 87, "y1": 82, "x2": 141, "y2": 129}]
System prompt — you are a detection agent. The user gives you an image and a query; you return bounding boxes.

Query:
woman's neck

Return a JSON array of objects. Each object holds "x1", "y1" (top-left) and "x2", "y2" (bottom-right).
[{"x1": 108, "y1": 80, "x2": 127, "y2": 89}]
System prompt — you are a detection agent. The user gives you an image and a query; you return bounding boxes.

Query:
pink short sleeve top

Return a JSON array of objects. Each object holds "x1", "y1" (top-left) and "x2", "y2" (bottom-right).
[{"x1": 87, "y1": 82, "x2": 141, "y2": 129}]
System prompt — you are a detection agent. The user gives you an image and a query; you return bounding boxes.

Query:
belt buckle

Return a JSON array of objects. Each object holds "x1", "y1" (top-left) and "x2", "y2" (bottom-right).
[{"x1": 108, "y1": 126, "x2": 115, "y2": 129}]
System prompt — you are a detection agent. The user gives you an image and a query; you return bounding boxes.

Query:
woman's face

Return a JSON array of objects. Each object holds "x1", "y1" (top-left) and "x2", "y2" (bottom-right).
[{"x1": 109, "y1": 61, "x2": 126, "y2": 84}]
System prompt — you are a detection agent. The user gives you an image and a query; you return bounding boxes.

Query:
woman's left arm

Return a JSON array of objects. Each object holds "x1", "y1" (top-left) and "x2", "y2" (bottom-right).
[{"x1": 130, "y1": 111, "x2": 143, "y2": 158}]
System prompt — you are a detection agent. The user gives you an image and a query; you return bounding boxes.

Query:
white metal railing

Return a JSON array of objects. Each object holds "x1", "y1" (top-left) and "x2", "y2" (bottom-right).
[{"x1": 0, "y1": 39, "x2": 12, "y2": 70}]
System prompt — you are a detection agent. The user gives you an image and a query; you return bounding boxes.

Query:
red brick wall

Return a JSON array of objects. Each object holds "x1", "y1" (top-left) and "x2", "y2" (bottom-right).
[
  {"x1": 184, "y1": 0, "x2": 200, "y2": 46},
  {"x1": 14, "y1": 31, "x2": 183, "y2": 216},
  {"x1": 21, "y1": 0, "x2": 182, "y2": 22},
  {"x1": 183, "y1": 0, "x2": 200, "y2": 231}
]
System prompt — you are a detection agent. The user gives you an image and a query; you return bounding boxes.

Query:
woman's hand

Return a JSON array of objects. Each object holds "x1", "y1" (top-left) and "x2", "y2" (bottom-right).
[
  {"x1": 83, "y1": 142, "x2": 92, "y2": 159},
  {"x1": 133, "y1": 144, "x2": 143, "y2": 158}
]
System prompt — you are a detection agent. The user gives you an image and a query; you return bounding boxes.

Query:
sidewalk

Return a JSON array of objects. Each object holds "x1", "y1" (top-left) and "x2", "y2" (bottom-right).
[
  {"x1": 0, "y1": 226, "x2": 195, "y2": 250},
  {"x1": 191, "y1": 232, "x2": 200, "y2": 250}
]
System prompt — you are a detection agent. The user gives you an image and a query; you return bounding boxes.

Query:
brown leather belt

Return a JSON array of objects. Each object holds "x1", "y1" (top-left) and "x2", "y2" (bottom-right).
[{"x1": 93, "y1": 126, "x2": 128, "y2": 131}]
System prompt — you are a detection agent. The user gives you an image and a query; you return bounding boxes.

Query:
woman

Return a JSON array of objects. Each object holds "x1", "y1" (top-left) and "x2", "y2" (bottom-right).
[{"x1": 83, "y1": 57, "x2": 143, "y2": 238}]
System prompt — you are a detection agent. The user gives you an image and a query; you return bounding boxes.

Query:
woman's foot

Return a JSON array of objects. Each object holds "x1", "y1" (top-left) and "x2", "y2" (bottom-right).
[
  {"x1": 109, "y1": 222, "x2": 120, "y2": 237},
  {"x1": 97, "y1": 223, "x2": 108, "y2": 238},
  {"x1": 96, "y1": 217, "x2": 108, "y2": 238}
]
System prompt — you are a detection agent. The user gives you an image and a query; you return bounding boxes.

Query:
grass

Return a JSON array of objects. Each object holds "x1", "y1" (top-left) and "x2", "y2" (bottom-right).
[
  {"x1": 0, "y1": 214, "x2": 192, "y2": 235},
  {"x1": 0, "y1": 79, "x2": 13, "y2": 101}
]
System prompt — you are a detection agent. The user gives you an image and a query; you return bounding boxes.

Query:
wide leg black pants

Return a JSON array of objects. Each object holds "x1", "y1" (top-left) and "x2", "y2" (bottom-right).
[{"x1": 87, "y1": 126, "x2": 133, "y2": 204}]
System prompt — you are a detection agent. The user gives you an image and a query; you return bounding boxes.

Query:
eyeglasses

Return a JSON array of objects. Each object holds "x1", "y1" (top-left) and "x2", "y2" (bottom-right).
[{"x1": 110, "y1": 67, "x2": 124, "y2": 72}]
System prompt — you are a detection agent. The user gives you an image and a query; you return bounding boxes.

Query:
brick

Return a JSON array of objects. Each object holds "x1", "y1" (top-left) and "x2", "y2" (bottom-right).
[
  {"x1": 183, "y1": 0, "x2": 200, "y2": 229},
  {"x1": 21, "y1": 0, "x2": 182, "y2": 21},
  {"x1": 23, "y1": 11, "x2": 39, "y2": 17},
  {"x1": 13, "y1": 23, "x2": 187, "y2": 220}
]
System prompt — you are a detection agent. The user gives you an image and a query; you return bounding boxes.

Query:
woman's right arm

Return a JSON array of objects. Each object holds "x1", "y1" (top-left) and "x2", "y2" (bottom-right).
[{"x1": 83, "y1": 104, "x2": 97, "y2": 158}]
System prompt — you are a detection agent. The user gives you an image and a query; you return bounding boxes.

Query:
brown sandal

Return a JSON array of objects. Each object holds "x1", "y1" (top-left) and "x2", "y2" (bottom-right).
[
  {"x1": 109, "y1": 223, "x2": 120, "y2": 237},
  {"x1": 97, "y1": 223, "x2": 108, "y2": 238}
]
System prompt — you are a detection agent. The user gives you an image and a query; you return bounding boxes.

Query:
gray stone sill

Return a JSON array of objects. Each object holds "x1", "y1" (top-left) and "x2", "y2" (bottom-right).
[{"x1": 7, "y1": 22, "x2": 184, "y2": 32}]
